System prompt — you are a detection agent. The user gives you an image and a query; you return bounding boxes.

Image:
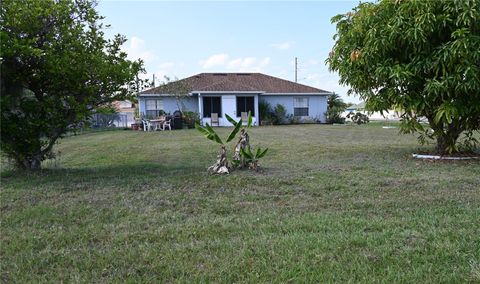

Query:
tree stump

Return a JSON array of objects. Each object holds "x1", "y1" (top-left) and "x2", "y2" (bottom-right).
[
  {"x1": 208, "y1": 146, "x2": 230, "y2": 174},
  {"x1": 233, "y1": 129, "x2": 250, "y2": 168}
]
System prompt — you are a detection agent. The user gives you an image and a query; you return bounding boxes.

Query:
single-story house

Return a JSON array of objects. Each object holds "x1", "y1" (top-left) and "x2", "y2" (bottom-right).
[{"x1": 138, "y1": 73, "x2": 332, "y2": 126}]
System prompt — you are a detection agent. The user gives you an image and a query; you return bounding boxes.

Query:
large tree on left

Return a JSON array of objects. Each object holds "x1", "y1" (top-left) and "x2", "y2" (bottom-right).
[{"x1": 0, "y1": 0, "x2": 144, "y2": 170}]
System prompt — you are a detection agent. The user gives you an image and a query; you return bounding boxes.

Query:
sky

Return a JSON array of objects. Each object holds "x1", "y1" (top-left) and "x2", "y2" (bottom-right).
[{"x1": 97, "y1": 0, "x2": 360, "y2": 103}]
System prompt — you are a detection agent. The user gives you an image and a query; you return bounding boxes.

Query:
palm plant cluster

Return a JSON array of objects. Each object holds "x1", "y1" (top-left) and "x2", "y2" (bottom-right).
[
  {"x1": 326, "y1": 93, "x2": 349, "y2": 124},
  {"x1": 195, "y1": 112, "x2": 268, "y2": 174}
]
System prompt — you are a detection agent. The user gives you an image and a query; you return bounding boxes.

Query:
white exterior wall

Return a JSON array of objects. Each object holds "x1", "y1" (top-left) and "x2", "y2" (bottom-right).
[
  {"x1": 199, "y1": 93, "x2": 259, "y2": 126},
  {"x1": 139, "y1": 92, "x2": 327, "y2": 125},
  {"x1": 138, "y1": 95, "x2": 199, "y2": 117},
  {"x1": 261, "y1": 94, "x2": 328, "y2": 123}
]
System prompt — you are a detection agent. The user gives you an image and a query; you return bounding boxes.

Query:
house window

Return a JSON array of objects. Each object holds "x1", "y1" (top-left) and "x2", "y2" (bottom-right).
[
  {"x1": 203, "y1": 97, "x2": 222, "y2": 117},
  {"x1": 145, "y1": 99, "x2": 163, "y2": 117},
  {"x1": 236, "y1": 96, "x2": 255, "y2": 117},
  {"x1": 294, "y1": 97, "x2": 309, "y2": 116}
]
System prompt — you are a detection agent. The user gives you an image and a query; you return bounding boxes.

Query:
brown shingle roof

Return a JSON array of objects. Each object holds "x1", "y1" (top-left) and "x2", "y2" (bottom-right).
[{"x1": 140, "y1": 73, "x2": 331, "y2": 94}]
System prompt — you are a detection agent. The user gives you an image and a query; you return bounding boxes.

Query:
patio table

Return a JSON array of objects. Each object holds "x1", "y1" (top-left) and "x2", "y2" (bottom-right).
[{"x1": 149, "y1": 118, "x2": 166, "y2": 131}]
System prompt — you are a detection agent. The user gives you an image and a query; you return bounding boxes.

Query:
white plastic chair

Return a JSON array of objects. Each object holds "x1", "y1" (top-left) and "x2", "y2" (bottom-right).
[
  {"x1": 142, "y1": 119, "x2": 152, "y2": 131},
  {"x1": 163, "y1": 119, "x2": 172, "y2": 131}
]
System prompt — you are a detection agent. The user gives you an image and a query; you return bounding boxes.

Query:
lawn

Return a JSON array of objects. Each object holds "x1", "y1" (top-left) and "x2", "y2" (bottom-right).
[{"x1": 1, "y1": 124, "x2": 479, "y2": 283}]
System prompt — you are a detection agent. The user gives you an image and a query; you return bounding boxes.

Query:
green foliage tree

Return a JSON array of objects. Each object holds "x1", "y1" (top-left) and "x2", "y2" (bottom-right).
[
  {"x1": 327, "y1": 0, "x2": 480, "y2": 154},
  {"x1": 326, "y1": 93, "x2": 348, "y2": 124},
  {"x1": 0, "y1": 0, "x2": 145, "y2": 170}
]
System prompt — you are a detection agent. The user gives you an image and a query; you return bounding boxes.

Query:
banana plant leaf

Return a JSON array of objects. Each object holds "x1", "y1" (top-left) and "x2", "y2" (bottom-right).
[
  {"x1": 247, "y1": 111, "x2": 253, "y2": 128},
  {"x1": 226, "y1": 118, "x2": 242, "y2": 143},
  {"x1": 195, "y1": 122, "x2": 223, "y2": 144},
  {"x1": 256, "y1": 147, "x2": 268, "y2": 159},
  {"x1": 225, "y1": 114, "x2": 239, "y2": 127},
  {"x1": 195, "y1": 122, "x2": 210, "y2": 136},
  {"x1": 204, "y1": 123, "x2": 223, "y2": 144},
  {"x1": 240, "y1": 147, "x2": 252, "y2": 159}
]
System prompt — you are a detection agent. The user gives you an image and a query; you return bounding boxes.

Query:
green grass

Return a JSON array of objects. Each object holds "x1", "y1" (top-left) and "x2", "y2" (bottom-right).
[{"x1": 1, "y1": 124, "x2": 479, "y2": 283}]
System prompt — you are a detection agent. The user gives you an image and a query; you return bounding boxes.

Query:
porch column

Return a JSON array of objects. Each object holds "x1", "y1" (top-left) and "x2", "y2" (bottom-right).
[
  {"x1": 197, "y1": 93, "x2": 203, "y2": 125},
  {"x1": 254, "y1": 94, "x2": 260, "y2": 126}
]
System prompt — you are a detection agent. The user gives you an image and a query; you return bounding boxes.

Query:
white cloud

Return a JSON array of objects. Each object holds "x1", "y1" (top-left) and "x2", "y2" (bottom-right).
[
  {"x1": 122, "y1": 36, "x2": 157, "y2": 62},
  {"x1": 158, "y1": 62, "x2": 175, "y2": 69},
  {"x1": 271, "y1": 41, "x2": 293, "y2": 50},
  {"x1": 200, "y1": 54, "x2": 271, "y2": 72},
  {"x1": 227, "y1": 57, "x2": 256, "y2": 69},
  {"x1": 259, "y1": 57, "x2": 271, "y2": 67},
  {"x1": 130, "y1": 36, "x2": 144, "y2": 50},
  {"x1": 200, "y1": 53, "x2": 229, "y2": 69}
]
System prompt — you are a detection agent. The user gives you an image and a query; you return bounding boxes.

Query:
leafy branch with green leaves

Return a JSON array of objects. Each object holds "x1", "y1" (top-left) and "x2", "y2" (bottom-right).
[{"x1": 327, "y1": 0, "x2": 480, "y2": 154}]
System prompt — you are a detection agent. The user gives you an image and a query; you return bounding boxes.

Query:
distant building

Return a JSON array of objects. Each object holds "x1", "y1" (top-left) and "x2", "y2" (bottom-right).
[
  {"x1": 343, "y1": 102, "x2": 402, "y2": 121},
  {"x1": 112, "y1": 100, "x2": 136, "y2": 127}
]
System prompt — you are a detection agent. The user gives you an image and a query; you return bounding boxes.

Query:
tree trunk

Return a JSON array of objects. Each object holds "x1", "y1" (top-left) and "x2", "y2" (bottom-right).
[
  {"x1": 17, "y1": 155, "x2": 42, "y2": 171},
  {"x1": 233, "y1": 129, "x2": 250, "y2": 168},
  {"x1": 14, "y1": 134, "x2": 60, "y2": 171},
  {"x1": 435, "y1": 131, "x2": 461, "y2": 155},
  {"x1": 425, "y1": 115, "x2": 464, "y2": 155},
  {"x1": 432, "y1": 123, "x2": 462, "y2": 155},
  {"x1": 208, "y1": 146, "x2": 230, "y2": 174}
]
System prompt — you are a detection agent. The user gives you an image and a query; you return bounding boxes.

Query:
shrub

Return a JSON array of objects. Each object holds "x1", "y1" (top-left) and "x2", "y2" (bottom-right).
[
  {"x1": 301, "y1": 117, "x2": 320, "y2": 124},
  {"x1": 272, "y1": 104, "x2": 289, "y2": 125},
  {"x1": 326, "y1": 108, "x2": 346, "y2": 124},
  {"x1": 289, "y1": 116, "x2": 301, "y2": 124},
  {"x1": 326, "y1": 93, "x2": 347, "y2": 124},
  {"x1": 259, "y1": 100, "x2": 273, "y2": 125},
  {"x1": 348, "y1": 112, "x2": 369, "y2": 125},
  {"x1": 182, "y1": 111, "x2": 200, "y2": 128}
]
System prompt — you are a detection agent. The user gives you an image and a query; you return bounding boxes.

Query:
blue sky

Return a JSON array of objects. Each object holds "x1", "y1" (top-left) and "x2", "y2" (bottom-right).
[{"x1": 98, "y1": 0, "x2": 359, "y2": 103}]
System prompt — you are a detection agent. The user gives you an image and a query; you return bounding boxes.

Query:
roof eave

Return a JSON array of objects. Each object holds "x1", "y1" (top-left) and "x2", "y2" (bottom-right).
[
  {"x1": 138, "y1": 93, "x2": 195, "y2": 97},
  {"x1": 191, "y1": 90, "x2": 265, "y2": 94},
  {"x1": 262, "y1": 92, "x2": 331, "y2": 96}
]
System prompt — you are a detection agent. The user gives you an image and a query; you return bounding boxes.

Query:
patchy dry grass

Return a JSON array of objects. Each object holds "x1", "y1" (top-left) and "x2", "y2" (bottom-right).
[{"x1": 1, "y1": 124, "x2": 479, "y2": 282}]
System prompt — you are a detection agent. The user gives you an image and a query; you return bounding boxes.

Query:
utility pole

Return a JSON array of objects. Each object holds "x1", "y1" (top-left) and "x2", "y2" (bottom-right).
[{"x1": 295, "y1": 57, "x2": 298, "y2": 83}]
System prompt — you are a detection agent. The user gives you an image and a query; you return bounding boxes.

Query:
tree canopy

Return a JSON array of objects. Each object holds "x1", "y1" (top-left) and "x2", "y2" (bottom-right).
[
  {"x1": 327, "y1": 0, "x2": 480, "y2": 154},
  {"x1": 1, "y1": 0, "x2": 145, "y2": 169}
]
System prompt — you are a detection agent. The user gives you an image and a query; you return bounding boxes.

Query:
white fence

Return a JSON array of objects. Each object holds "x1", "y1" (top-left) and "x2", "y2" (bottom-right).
[{"x1": 90, "y1": 112, "x2": 135, "y2": 128}]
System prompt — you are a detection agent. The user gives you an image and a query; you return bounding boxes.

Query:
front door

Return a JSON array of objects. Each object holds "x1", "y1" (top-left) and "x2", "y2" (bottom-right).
[{"x1": 222, "y1": 95, "x2": 236, "y2": 126}]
